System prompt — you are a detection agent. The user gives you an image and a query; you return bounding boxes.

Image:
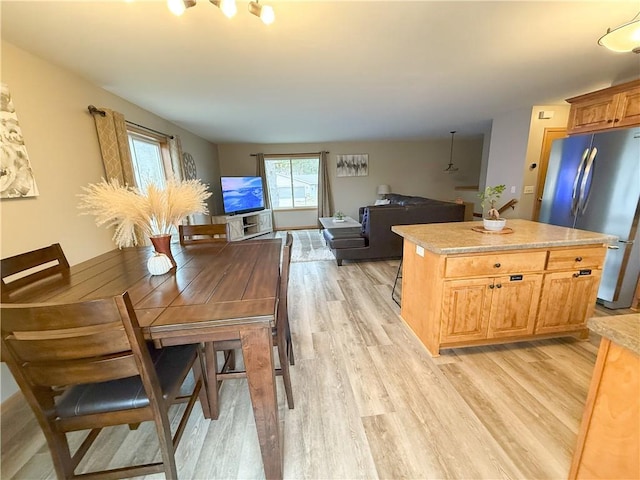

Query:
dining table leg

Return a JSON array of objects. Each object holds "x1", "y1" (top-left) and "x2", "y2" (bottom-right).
[
  {"x1": 204, "y1": 342, "x2": 220, "y2": 420},
  {"x1": 241, "y1": 325, "x2": 282, "y2": 480}
]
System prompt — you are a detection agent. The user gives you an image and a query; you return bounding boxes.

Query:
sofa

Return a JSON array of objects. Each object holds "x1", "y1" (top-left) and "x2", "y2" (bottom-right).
[{"x1": 322, "y1": 194, "x2": 465, "y2": 265}]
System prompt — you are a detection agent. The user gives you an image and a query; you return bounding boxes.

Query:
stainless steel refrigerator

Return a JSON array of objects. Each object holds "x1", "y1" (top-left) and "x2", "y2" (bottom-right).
[{"x1": 539, "y1": 127, "x2": 640, "y2": 309}]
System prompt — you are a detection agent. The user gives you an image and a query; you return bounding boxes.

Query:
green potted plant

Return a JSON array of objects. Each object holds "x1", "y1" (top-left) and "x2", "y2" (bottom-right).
[
  {"x1": 334, "y1": 210, "x2": 345, "y2": 222},
  {"x1": 478, "y1": 184, "x2": 506, "y2": 231}
]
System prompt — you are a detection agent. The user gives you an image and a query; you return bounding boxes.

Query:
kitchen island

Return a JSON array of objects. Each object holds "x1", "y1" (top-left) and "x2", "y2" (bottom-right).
[
  {"x1": 392, "y1": 219, "x2": 616, "y2": 356},
  {"x1": 569, "y1": 313, "x2": 639, "y2": 480}
]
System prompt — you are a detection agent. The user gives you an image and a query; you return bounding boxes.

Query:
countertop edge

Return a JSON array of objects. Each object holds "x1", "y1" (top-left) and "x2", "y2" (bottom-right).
[
  {"x1": 588, "y1": 314, "x2": 640, "y2": 356},
  {"x1": 392, "y1": 220, "x2": 616, "y2": 255},
  {"x1": 393, "y1": 231, "x2": 613, "y2": 255}
]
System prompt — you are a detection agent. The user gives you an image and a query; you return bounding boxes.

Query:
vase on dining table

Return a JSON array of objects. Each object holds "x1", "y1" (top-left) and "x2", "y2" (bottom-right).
[{"x1": 150, "y1": 234, "x2": 177, "y2": 271}]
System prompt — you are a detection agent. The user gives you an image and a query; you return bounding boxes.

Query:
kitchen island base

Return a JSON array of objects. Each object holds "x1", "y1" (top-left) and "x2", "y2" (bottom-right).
[{"x1": 394, "y1": 220, "x2": 612, "y2": 357}]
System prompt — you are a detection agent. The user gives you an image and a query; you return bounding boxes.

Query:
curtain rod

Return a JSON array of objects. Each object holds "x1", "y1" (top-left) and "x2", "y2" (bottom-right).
[
  {"x1": 87, "y1": 105, "x2": 174, "y2": 139},
  {"x1": 250, "y1": 151, "x2": 328, "y2": 157}
]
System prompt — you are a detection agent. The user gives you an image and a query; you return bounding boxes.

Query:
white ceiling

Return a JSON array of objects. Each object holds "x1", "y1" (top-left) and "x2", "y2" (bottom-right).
[{"x1": 2, "y1": 1, "x2": 639, "y2": 143}]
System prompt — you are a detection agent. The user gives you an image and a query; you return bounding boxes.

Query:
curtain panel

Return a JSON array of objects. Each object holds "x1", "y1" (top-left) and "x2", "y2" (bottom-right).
[
  {"x1": 91, "y1": 108, "x2": 135, "y2": 186},
  {"x1": 168, "y1": 135, "x2": 185, "y2": 182},
  {"x1": 318, "y1": 151, "x2": 333, "y2": 221},
  {"x1": 255, "y1": 153, "x2": 276, "y2": 227}
]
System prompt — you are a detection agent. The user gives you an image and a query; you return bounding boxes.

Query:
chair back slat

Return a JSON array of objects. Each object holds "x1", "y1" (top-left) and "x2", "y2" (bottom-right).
[
  {"x1": 179, "y1": 224, "x2": 227, "y2": 245},
  {"x1": 1, "y1": 298, "x2": 125, "y2": 331},
  {"x1": 6, "y1": 323, "x2": 131, "y2": 361},
  {"x1": 1, "y1": 244, "x2": 69, "y2": 295},
  {"x1": 24, "y1": 354, "x2": 140, "y2": 387}
]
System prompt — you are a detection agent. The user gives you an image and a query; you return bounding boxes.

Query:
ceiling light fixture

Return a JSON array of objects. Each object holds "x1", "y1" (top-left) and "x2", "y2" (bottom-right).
[
  {"x1": 444, "y1": 131, "x2": 459, "y2": 173},
  {"x1": 167, "y1": 0, "x2": 195, "y2": 16},
  {"x1": 598, "y1": 11, "x2": 640, "y2": 53},
  {"x1": 248, "y1": 1, "x2": 275, "y2": 25},
  {"x1": 167, "y1": 0, "x2": 274, "y2": 23},
  {"x1": 210, "y1": 0, "x2": 237, "y2": 19}
]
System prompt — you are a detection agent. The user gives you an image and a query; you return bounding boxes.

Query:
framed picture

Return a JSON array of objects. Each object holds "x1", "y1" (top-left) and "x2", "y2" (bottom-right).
[
  {"x1": 336, "y1": 154, "x2": 368, "y2": 177},
  {"x1": 1, "y1": 83, "x2": 39, "y2": 198}
]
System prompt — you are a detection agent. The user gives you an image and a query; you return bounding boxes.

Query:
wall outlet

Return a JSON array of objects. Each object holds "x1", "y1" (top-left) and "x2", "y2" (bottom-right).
[
  {"x1": 416, "y1": 245, "x2": 425, "y2": 257},
  {"x1": 510, "y1": 186, "x2": 516, "y2": 194},
  {"x1": 523, "y1": 185, "x2": 535, "y2": 194}
]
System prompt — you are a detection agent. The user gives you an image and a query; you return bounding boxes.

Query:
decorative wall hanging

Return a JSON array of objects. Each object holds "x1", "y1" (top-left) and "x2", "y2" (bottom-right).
[
  {"x1": 0, "y1": 83, "x2": 39, "y2": 198},
  {"x1": 182, "y1": 152, "x2": 197, "y2": 180},
  {"x1": 336, "y1": 154, "x2": 368, "y2": 177}
]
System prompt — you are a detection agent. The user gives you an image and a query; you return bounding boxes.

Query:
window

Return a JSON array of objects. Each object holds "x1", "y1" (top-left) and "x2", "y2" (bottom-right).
[
  {"x1": 127, "y1": 129, "x2": 172, "y2": 190},
  {"x1": 264, "y1": 155, "x2": 320, "y2": 210}
]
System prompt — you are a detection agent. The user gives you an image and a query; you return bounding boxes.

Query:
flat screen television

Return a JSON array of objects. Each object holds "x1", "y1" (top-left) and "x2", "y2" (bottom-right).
[{"x1": 221, "y1": 176, "x2": 266, "y2": 215}]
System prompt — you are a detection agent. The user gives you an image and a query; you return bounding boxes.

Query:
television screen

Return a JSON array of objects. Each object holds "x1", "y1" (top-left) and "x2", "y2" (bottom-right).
[{"x1": 221, "y1": 176, "x2": 265, "y2": 215}]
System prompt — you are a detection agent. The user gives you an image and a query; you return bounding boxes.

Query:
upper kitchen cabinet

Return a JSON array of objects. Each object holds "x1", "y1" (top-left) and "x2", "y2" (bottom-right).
[{"x1": 566, "y1": 79, "x2": 640, "y2": 135}]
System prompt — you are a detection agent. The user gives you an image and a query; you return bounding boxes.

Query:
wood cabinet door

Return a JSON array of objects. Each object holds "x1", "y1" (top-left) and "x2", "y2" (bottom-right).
[
  {"x1": 441, "y1": 278, "x2": 491, "y2": 343},
  {"x1": 536, "y1": 270, "x2": 602, "y2": 334},
  {"x1": 614, "y1": 86, "x2": 640, "y2": 129},
  {"x1": 488, "y1": 274, "x2": 543, "y2": 338},
  {"x1": 567, "y1": 94, "x2": 619, "y2": 134}
]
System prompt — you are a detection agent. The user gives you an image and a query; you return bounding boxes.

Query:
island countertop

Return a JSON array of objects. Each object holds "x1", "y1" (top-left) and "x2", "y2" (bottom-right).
[{"x1": 392, "y1": 219, "x2": 616, "y2": 255}]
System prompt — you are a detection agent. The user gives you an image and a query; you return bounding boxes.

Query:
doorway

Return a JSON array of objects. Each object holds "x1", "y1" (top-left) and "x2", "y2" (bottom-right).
[{"x1": 532, "y1": 127, "x2": 568, "y2": 221}]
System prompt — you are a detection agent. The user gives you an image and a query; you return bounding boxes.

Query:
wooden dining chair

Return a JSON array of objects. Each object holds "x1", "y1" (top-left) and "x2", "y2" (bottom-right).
[
  {"x1": 212, "y1": 232, "x2": 295, "y2": 409},
  {"x1": 179, "y1": 223, "x2": 228, "y2": 245},
  {"x1": 1, "y1": 292, "x2": 203, "y2": 480},
  {"x1": 1, "y1": 243, "x2": 69, "y2": 300}
]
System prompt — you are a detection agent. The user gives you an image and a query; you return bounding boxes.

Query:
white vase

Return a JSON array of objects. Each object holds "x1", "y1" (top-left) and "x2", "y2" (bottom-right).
[{"x1": 483, "y1": 218, "x2": 507, "y2": 231}]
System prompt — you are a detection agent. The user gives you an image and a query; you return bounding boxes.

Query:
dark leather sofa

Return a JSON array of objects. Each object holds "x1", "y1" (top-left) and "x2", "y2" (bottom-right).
[{"x1": 322, "y1": 194, "x2": 465, "y2": 265}]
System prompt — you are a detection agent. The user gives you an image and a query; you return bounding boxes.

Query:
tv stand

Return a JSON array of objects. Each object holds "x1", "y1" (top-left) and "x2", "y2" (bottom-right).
[{"x1": 213, "y1": 209, "x2": 273, "y2": 241}]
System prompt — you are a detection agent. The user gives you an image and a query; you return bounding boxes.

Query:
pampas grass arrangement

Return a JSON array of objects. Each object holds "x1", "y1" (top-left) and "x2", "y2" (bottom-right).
[{"x1": 78, "y1": 178, "x2": 211, "y2": 248}]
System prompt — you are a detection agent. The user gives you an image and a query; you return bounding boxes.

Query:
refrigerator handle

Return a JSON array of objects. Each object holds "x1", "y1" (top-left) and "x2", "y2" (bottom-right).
[
  {"x1": 577, "y1": 147, "x2": 597, "y2": 215},
  {"x1": 571, "y1": 148, "x2": 590, "y2": 216}
]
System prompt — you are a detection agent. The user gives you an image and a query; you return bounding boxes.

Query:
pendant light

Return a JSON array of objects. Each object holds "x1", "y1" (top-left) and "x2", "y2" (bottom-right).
[
  {"x1": 598, "y1": 11, "x2": 640, "y2": 53},
  {"x1": 444, "y1": 131, "x2": 459, "y2": 173}
]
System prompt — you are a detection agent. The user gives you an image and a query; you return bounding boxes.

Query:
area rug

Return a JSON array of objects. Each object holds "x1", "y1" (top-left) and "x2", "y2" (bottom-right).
[{"x1": 275, "y1": 229, "x2": 335, "y2": 262}]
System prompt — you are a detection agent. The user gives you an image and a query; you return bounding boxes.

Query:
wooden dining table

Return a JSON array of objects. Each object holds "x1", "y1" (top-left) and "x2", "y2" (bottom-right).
[{"x1": 2, "y1": 238, "x2": 284, "y2": 480}]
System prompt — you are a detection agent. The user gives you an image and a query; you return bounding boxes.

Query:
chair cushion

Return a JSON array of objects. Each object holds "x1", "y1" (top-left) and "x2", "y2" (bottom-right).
[
  {"x1": 323, "y1": 227, "x2": 366, "y2": 249},
  {"x1": 55, "y1": 344, "x2": 197, "y2": 417}
]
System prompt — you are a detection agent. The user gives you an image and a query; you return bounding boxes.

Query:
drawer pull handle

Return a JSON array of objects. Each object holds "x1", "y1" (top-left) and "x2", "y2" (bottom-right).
[
  {"x1": 489, "y1": 284, "x2": 495, "y2": 289},
  {"x1": 494, "y1": 263, "x2": 501, "y2": 268},
  {"x1": 573, "y1": 273, "x2": 580, "y2": 278},
  {"x1": 496, "y1": 284, "x2": 502, "y2": 288},
  {"x1": 575, "y1": 257, "x2": 583, "y2": 262}
]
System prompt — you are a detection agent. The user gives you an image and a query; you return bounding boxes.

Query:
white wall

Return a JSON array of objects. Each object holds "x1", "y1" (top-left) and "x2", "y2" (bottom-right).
[
  {"x1": 520, "y1": 105, "x2": 570, "y2": 219},
  {"x1": 218, "y1": 137, "x2": 484, "y2": 228},
  {"x1": 0, "y1": 41, "x2": 221, "y2": 402},
  {"x1": 484, "y1": 104, "x2": 569, "y2": 219}
]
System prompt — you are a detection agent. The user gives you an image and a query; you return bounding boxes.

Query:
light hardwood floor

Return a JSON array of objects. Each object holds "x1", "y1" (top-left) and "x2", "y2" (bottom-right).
[{"x1": 1, "y1": 237, "x2": 635, "y2": 479}]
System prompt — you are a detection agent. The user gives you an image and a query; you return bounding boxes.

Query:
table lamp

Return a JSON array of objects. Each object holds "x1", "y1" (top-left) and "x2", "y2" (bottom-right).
[{"x1": 377, "y1": 184, "x2": 391, "y2": 199}]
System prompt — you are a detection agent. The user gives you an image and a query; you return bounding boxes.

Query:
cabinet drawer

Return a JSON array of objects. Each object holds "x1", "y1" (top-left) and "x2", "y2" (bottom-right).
[
  {"x1": 546, "y1": 246, "x2": 606, "y2": 271},
  {"x1": 445, "y1": 251, "x2": 547, "y2": 278}
]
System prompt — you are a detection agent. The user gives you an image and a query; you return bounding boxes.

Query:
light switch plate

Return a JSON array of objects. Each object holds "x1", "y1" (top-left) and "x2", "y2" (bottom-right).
[{"x1": 523, "y1": 185, "x2": 535, "y2": 194}]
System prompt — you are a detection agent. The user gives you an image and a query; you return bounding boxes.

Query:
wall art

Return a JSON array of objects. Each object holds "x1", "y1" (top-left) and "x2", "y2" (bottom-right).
[
  {"x1": 1, "y1": 83, "x2": 39, "y2": 198},
  {"x1": 336, "y1": 153, "x2": 368, "y2": 177}
]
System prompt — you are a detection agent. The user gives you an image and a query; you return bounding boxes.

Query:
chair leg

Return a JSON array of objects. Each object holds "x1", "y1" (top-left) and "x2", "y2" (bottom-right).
[
  {"x1": 391, "y1": 258, "x2": 403, "y2": 307},
  {"x1": 194, "y1": 345, "x2": 211, "y2": 419},
  {"x1": 153, "y1": 412, "x2": 178, "y2": 480},
  {"x1": 287, "y1": 338, "x2": 295, "y2": 366},
  {"x1": 278, "y1": 334, "x2": 294, "y2": 409}
]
